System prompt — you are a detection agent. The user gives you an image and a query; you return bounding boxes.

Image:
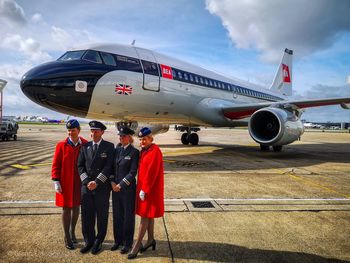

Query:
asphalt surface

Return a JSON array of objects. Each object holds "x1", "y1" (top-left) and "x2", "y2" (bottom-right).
[{"x1": 0, "y1": 124, "x2": 349, "y2": 262}]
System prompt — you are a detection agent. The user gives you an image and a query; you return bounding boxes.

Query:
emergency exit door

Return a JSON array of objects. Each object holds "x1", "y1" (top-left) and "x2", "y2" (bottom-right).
[{"x1": 134, "y1": 47, "x2": 160, "y2": 92}]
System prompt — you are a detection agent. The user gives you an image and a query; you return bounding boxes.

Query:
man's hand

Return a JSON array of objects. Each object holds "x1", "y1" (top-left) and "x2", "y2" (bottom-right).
[
  {"x1": 113, "y1": 184, "x2": 121, "y2": 192},
  {"x1": 139, "y1": 190, "x2": 145, "y2": 201},
  {"x1": 53, "y1": 181, "x2": 62, "y2": 193},
  {"x1": 87, "y1": 181, "x2": 97, "y2": 191}
]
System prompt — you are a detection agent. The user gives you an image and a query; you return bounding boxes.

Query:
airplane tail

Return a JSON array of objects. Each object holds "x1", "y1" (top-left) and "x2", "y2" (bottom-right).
[{"x1": 269, "y1": 48, "x2": 293, "y2": 96}]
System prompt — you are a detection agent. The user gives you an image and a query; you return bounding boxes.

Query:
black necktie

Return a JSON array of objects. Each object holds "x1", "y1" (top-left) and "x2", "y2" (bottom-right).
[{"x1": 93, "y1": 144, "x2": 98, "y2": 156}]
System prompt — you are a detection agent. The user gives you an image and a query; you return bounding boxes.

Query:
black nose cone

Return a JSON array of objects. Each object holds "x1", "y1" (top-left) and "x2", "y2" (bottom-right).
[{"x1": 20, "y1": 61, "x2": 107, "y2": 117}]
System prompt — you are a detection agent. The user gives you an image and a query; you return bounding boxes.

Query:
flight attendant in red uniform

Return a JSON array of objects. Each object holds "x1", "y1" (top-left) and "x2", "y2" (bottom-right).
[
  {"x1": 128, "y1": 127, "x2": 164, "y2": 260},
  {"x1": 52, "y1": 119, "x2": 87, "y2": 250}
]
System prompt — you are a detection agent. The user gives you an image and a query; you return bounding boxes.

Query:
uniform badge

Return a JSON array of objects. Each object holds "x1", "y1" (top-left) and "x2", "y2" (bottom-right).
[
  {"x1": 124, "y1": 156, "x2": 131, "y2": 160},
  {"x1": 100, "y1": 152, "x2": 107, "y2": 158}
]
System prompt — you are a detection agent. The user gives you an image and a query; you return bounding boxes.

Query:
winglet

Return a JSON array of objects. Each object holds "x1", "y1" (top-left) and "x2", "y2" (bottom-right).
[{"x1": 269, "y1": 48, "x2": 293, "y2": 96}]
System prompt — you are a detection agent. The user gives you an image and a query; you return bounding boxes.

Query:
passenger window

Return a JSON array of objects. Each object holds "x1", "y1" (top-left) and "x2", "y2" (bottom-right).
[
  {"x1": 116, "y1": 55, "x2": 143, "y2": 73},
  {"x1": 178, "y1": 71, "x2": 182, "y2": 79},
  {"x1": 82, "y1": 50, "x2": 102, "y2": 63},
  {"x1": 189, "y1": 74, "x2": 194, "y2": 82},
  {"x1": 209, "y1": 80, "x2": 213, "y2": 86},
  {"x1": 200, "y1": 77, "x2": 203, "y2": 84},
  {"x1": 205, "y1": 79, "x2": 208, "y2": 85},
  {"x1": 195, "y1": 76, "x2": 199, "y2": 83},
  {"x1": 141, "y1": 60, "x2": 159, "y2": 76},
  {"x1": 100, "y1": 52, "x2": 116, "y2": 66}
]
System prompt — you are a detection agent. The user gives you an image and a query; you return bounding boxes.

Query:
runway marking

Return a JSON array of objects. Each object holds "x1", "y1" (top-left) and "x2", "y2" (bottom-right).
[{"x1": 10, "y1": 162, "x2": 52, "y2": 170}]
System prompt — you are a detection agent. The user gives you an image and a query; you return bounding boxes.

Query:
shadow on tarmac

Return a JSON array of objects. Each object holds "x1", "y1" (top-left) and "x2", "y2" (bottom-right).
[{"x1": 129, "y1": 240, "x2": 350, "y2": 263}]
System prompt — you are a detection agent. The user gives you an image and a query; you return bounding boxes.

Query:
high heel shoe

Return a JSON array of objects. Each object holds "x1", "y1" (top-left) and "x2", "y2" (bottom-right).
[
  {"x1": 64, "y1": 237, "x2": 75, "y2": 250},
  {"x1": 140, "y1": 240, "x2": 156, "y2": 252},
  {"x1": 127, "y1": 246, "x2": 141, "y2": 260}
]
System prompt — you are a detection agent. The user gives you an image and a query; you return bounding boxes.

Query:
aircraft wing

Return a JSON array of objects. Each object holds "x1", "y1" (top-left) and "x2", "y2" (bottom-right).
[{"x1": 223, "y1": 97, "x2": 350, "y2": 120}]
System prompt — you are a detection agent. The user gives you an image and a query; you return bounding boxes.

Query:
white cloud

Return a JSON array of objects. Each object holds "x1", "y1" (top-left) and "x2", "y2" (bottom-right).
[
  {"x1": 51, "y1": 26, "x2": 96, "y2": 51},
  {"x1": 31, "y1": 13, "x2": 46, "y2": 25},
  {"x1": 206, "y1": 0, "x2": 350, "y2": 62},
  {"x1": 1, "y1": 34, "x2": 52, "y2": 62},
  {"x1": 0, "y1": 0, "x2": 26, "y2": 27}
]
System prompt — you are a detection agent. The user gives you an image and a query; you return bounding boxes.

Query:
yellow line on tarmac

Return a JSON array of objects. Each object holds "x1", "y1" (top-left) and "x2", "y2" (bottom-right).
[
  {"x1": 274, "y1": 168, "x2": 350, "y2": 199},
  {"x1": 10, "y1": 162, "x2": 52, "y2": 170}
]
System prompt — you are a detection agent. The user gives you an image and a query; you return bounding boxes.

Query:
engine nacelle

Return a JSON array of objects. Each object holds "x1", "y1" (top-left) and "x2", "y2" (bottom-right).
[
  {"x1": 115, "y1": 121, "x2": 169, "y2": 136},
  {"x1": 248, "y1": 107, "x2": 304, "y2": 146}
]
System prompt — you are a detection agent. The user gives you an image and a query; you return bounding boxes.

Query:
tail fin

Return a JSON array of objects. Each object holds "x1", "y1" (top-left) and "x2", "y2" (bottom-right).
[{"x1": 270, "y1": 48, "x2": 293, "y2": 96}]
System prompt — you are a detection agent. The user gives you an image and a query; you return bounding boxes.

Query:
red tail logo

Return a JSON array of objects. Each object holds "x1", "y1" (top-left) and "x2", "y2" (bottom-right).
[{"x1": 282, "y1": 64, "x2": 291, "y2": 83}]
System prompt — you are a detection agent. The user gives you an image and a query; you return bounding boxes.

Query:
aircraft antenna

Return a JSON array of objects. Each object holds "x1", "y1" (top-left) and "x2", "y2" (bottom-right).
[{"x1": 131, "y1": 40, "x2": 136, "y2": 46}]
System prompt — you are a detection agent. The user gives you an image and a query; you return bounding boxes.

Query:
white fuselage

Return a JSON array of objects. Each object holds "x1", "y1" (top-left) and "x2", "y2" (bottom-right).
[{"x1": 80, "y1": 44, "x2": 285, "y2": 127}]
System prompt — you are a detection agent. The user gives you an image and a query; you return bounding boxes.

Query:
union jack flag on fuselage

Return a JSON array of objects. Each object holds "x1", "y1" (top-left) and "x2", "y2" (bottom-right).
[{"x1": 115, "y1": 84, "x2": 133, "y2": 95}]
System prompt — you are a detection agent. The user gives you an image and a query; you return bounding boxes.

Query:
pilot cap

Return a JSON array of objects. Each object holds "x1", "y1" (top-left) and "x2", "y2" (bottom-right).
[
  {"x1": 66, "y1": 119, "x2": 80, "y2": 129},
  {"x1": 89, "y1": 120, "x2": 107, "y2": 130},
  {"x1": 138, "y1": 127, "x2": 152, "y2": 138},
  {"x1": 118, "y1": 126, "x2": 135, "y2": 136}
]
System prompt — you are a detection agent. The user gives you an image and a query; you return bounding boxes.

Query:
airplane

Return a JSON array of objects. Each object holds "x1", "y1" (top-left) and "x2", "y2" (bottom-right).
[{"x1": 20, "y1": 43, "x2": 350, "y2": 152}]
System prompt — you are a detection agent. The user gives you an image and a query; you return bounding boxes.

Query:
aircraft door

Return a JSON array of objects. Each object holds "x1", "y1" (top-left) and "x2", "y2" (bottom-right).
[{"x1": 134, "y1": 47, "x2": 160, "y2": 92}]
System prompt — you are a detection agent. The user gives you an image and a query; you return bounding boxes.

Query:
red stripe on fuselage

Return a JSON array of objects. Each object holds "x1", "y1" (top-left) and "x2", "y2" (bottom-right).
[{"x1": 224, "y1": 110, "x2": 256, "y2": 120}]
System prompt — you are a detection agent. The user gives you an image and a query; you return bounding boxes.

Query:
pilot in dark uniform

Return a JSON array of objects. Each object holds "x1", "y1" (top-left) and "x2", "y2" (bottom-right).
[
  {"x1": 110, "y1": 126, "x2": 140, "y2": 254},
  {"x1": 78, "y1": 121, "x2": 114, "y2": 255}
]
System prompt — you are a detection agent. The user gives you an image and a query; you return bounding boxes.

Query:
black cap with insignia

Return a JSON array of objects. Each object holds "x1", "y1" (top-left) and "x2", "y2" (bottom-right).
[
  {"x1": 66, "y1": 119, "x2": 80, "y2": 129},
  {"x1": 89, "y1": 120, "x2": 107, "y2": 130},
  {"x1": 118, "y1": 126, "x2": 135, "y2": 136}
]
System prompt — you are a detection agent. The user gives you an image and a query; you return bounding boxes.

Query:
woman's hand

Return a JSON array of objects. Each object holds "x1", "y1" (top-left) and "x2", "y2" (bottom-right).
[
  {"x1": 139, "y1": 190, "x2": 145, "y2": 201},
  {"x1": 53, "y1": 181, "x2": 62, "y2": 194}
]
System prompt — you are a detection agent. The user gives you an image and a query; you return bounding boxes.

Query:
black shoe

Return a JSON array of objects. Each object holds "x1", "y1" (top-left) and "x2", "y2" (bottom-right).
[
  {"x1": 64, "y1": 237, "x2": 75, "y2": 250},
  {"x1": 91, "y1": 242, "x2": 102, "y2": 255},
  {"x1": 110, "y1": 243, "x2": 121, "y2": 251},
  {"x1": 140, "y1": 239, "x2": 156, "y2": 252},
  {"x1": 70, "y1": 234, "x2": 78, "y2": 244},
  {"x1": 80, "y1": 243, "x2": 93, "y2": 254},
  {"x1": 127, "y1": 245, "x2": 141, "y2": 260},
  {"x1": 120, "y1": 246, "x2": 130, "y2": 254}
]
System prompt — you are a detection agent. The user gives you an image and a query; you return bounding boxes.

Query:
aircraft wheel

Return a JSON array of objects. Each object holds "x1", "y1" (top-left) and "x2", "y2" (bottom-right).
[
  {"x1": 1, "y1": 136, "x2": 5, "y2": 141},
  {"x1": 260, "y1": 145, "x2": 270, "y2": 151},
  {"x1": 189, "y1": 133, "x2": 199, "y2": 145},
  {"x1": 272, "y1": 145, "x2": 283, "y2": 152},
  {"x1": 13, "y1": 135, "x2": 17, "y2": 141},
  {"x1": 181, "y1": 133, "x2": 189, "y2": 145},
  {"x1": 4, "y1": 135, "x2": 9, "y2": 141}
]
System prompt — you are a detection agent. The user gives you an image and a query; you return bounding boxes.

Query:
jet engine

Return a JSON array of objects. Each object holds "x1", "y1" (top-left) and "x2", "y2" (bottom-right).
[
  {"x1": 116, "y1": 121, "x2": 169, "y2": 136},
  {"x1": 248, "y1": 107, "x2": 304, "y2": 147}
]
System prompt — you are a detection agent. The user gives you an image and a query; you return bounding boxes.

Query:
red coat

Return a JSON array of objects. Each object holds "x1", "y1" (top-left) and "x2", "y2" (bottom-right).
[
  {"x1": 52, "y1": 137, "x2": 88, "y2": 207},
  {"x1": 136, "y1": 144, "x2": 164, "y2": 218}
]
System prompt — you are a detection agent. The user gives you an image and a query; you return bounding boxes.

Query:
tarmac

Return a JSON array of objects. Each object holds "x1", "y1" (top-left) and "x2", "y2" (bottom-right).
[{"x1": 0, "y1": 124, "x2": 350, "y2": 262}]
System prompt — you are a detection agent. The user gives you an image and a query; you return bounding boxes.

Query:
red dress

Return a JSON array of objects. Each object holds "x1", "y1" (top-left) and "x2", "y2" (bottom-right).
[
  {"x1": 136, "y1": 144, "x2": 164, "y2": 218},
  {"x1": 52, "y1": 137, "x2": 87, "y2": 207}
]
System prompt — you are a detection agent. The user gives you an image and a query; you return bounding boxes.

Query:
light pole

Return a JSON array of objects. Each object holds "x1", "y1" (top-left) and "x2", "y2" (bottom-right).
[{"x1": 0, "y1": 79, "x2": 8, "y2": 123}]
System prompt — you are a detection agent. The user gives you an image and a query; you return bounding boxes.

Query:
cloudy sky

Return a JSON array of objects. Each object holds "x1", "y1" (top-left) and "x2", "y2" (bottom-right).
[{"x1": 0, "y1": 0, "x2": 350, "y2": 122}]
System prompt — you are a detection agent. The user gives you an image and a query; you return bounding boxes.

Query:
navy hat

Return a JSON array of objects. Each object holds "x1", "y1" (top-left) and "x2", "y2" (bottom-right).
[
  {"x1": 89, "y1": 120, "x2": 107, "y2": 130},
  {"x1": 66, "y1": 119, "x2": 80, "y2": 129},
  {"x1": 138, "y1": 127, "x2": 152, "y2": 138},
  {"x1": 118, "y1": 126, "x2": 134, "y2": 136}
]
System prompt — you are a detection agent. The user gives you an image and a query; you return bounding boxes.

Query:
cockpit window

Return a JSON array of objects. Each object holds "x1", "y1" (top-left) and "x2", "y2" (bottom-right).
[
  {"x1": 100, "y1": 52, "x2": 116, "y2": 66},
  {"x1": 58, "y1": 50, "x2": 85, "y2": 61},
  {"x1": 82, "y1": 50, "x2": 103, "y2": 64}
]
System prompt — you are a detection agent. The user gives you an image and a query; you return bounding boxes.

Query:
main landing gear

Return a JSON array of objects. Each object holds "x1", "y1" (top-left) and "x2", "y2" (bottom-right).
[
  {"x1": 260, "y1": 144, "x2": 283, "y2": 152},
  {"x1": 175, "y1": 125, "x2": 200, "y2": 146}
]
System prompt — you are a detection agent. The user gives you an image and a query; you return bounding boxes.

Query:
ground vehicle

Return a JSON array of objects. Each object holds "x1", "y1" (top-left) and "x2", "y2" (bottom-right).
[{"x1": 0, "y1": 120, "x2": 19, "y2": 141}]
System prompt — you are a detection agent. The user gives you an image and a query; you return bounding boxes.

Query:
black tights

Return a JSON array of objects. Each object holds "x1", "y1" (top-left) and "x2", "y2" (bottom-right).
[{"x1": 62, "y1": 206, "x2": 80, "y2": 240}]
